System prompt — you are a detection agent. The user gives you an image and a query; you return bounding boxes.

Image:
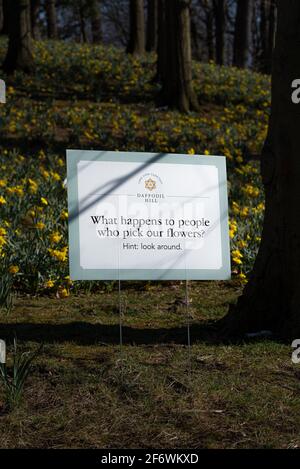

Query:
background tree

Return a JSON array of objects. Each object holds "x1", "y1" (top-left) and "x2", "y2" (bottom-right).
[
  {"x1": 259, "y1": 0, "x2": 277, "y2": 73},
  {"x1": 0, "y1": 0, "x2": 3, "y2": 33},
  {"x1": 213, "y1": 0, "x2": 226, "y2": 65},
  {"x1": 127, "y1": 0, "x2": 145, "y2": 54},
  {"x1": 158, "y1": 0, "x2": 199, "y2": 112},
  {"x1": 2, "y1": 0, "x2": 34, "y2": 74},
  {"x1": 90, "y1": 0, "x2": 102, "y2": 43},
  {"x1": 225, "y1": 0, "x2": 300, "y2": 337},
  {"x1": 233, "y1": 0, "x2": 253, "y2": 68},
  {"x1": 146, "y1": 0, "x2": 158, "y2": 52},
  {"x1": 46, "y1": 0, "x2": 58, "y2": 39},
  {"x1": 31, "y1": 0, "x2": 41, "y2": 39}
]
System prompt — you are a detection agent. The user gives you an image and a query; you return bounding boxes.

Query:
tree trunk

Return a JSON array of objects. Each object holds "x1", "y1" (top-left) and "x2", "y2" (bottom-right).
[
  {"x1": 2, "y1": 0, "x2": 34, "y2": 74},
  {"x1": 146, "y1": 0, "x2": 158, "y2": 52},
  {"x1": 90, "y1": 0, "x2": 102, "y2": 43},
  {"x1": 46, "y1": 0, "x2": 58, "y2": 39},
  {"x1": 224, "y1": 0, "x2": 300, "y2": 338},
  {"x1": 213, "y1": 0, "x2": 226, "y2": 65},
  {"x1": 1, "y1": 0, "x2": 10, "y2": 35},
  {"x1": 233, "y1": 0, "x2": 253, "y2": 68},
  {"x1": 157, "y1": 0, "x2": 167, "y2": 80},
  {"x1": 79, "y1": 2, "x2": 87, "y2": 43},
  {"x1": 206, "y1": 7, "x2": 214, "y2": 61},
  {"x1": 260, "y1": 0, "x2": 277, "y2": 74},
  {"x1": 30, "y1": 0, "x2": 40, "y2": 39},
  {"x1": 158, "y1": 0, "x2": 199, "y2": 112},
  {"x1": 0, "y1": 0, "x2": 3, "y2": 33},
  {"x1": 127, "y1": 0, "x2": 145, "y2": 54},
  {"x1": 267, "y1": 0, "x2": 277, "y2": 73}
]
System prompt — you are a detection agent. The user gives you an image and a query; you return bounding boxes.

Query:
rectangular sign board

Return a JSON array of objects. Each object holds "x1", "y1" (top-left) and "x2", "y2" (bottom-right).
[{"x1": 67, "y1": 151, "x2": 231, "y2": 280}]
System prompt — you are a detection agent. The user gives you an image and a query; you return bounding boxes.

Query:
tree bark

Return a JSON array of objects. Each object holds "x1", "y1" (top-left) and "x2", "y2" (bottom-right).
[
  {"x1": 260, "y1": 0, "x2": 277, "y2": 74},
  {"x1": 213, "y1": 0, "x2": 226, "y2": 65},
  {"x1": 90, "y1": 0, "x2": 102, "y2": 43},
  {"x1": 1, "y1": 0, "x2": 10, "y2": 35},
  {"x1": 225, "y1": 0, "x2": 300, "y2": 338},
  {"x1": 2, "y1": 0, "x2": 34, "y2": 74},
  {"x1": 30, "y1": 0, "x2": 40, "y2": 39},
  {"x1": 79, "y1": 1, "x2": 87, "y2": 43},
  {"x1": 127, "y1": 0, "x2": 145, "y2": 54},
  {"x1": 0, "y1": 0, "x2": 3, "y2": 33},
  {"x1": 158, "y1": 0, "x2": 199, "y2": 112},
  {"x1": 146, "y1": 0, "x2": 158, "y2": 52},
  {"x1": 46, "y1": 0, "x2": 58, "y2": 39},
  {"x1": 206, "y1": 5, "x2": 214, "y2": 61},
  {"x1": 233, "y1": 0, "x2": 253, "y2": 68}
]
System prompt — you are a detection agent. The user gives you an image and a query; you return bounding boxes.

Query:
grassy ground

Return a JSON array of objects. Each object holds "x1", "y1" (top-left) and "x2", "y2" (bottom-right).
[{"x1": 0, "y1": 281, "x2": 299, "y2": 449}]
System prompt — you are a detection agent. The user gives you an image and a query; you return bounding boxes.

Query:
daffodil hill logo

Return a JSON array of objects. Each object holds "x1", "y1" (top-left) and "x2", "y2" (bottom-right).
[
  {"x1": 145, "y1": 178, "x2": 156, "y2": 191},
  {"x1": 138, "y1": 173, "x2": 165, "y2": 203},
  {"x1": 0, "y1": 79, "x2": 5, "y2": 103}
]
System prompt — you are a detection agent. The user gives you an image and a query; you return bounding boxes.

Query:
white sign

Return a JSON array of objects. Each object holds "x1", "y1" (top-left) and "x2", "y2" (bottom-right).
[{"x1": 67, "y1": 151, "x2": 231, "y2": 280}]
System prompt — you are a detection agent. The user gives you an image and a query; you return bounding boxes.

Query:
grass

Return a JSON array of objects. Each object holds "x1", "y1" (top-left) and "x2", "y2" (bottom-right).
[{"x1": 0, "y1": 281, "x2": 299, "y2": 449}]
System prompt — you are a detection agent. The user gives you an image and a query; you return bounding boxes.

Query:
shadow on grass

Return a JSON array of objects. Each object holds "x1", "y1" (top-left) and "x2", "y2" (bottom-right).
[
  {"x1": 0, "y1": 321, "x2": 226, "y2": 346},
  {"x1": 0, "y1": 320, "x2": 280, "y2": 346}
]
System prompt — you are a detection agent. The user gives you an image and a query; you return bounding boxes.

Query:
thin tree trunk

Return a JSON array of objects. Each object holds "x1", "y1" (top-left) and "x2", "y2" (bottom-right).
[
  {"x1": 1, "y1": 0, "x2": 10, "y2": 35},
  {"x1": 158, "y1": 0, "x2": 199, "y2": 112},
  {"x1": 267, "y1": 0, "x2": 277, "y2": 73},
  {"x1": 224, "y1": 0, "x2": 300, "y2": 338},
  {"x1": 213, "y1": 0, "x2": 226, "y2": 65},
  {"x1": 127, "y1": 0, "x2": 145, "y2": 54},
  {"x1": 79, "y1": 2, "x2": 87, "y2": 42},
  {"x1": 146, "y1": 0, "x2": 158, "y2": 52},
  {"x1": 0, "y1": 0, "x2": 3, "y2": 32},
  {"x1": 191, "y1": 16, "x2": 201, "y2": 60},
  {"x1": 157, "y1": 0, "x2": 167, "y2": 80},
  {"x1": 46, "y1": 0, "x2": 58, "y2": 39},
  {"x1": 90, "y1": 0, "x2": 102, "y2": 43},
  {"x1": 260, "y1": 0, "x2": 276, "y2": 73},
  {"x1": 206, "y1": 8, "x2": 214, "y2": 61},
  {"x1": 2, "y1": 0, "x2": 34, "y2": 74},
  {"x1": 233, "y1": 0, "x2": 253, "y2": 68},
  {"x1": 31, "y1": 0, "x2": 40, "y2": 39}
]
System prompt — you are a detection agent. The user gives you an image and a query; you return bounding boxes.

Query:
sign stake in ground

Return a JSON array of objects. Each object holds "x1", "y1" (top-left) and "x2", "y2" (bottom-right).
[
  {"x1": 0, "y1": 79, "x2": 6, "y2": 104},
  {"x1": 0, "y1": 340, "x2": 6, "y2": 364},
  {"x1": 67, "y1": 151, "x2": 231, "y2": 360}
]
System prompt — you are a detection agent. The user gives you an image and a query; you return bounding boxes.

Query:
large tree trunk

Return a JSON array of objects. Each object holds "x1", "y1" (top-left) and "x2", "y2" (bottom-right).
[
  {"x1": 213, "y1": 0, "x2": 226, "y2": 65},
  {"x1": 158, "y1": 0, "x2": 199, "y2": 112},
  {"x1": 127, "y1": 0, "x2": 145, "y2": 54},
  {"x1": 30, "y1": 0, "x2": 40, "y2": 39},
  {"x1": 46, "y1": 0, "x2": 58, "y2": 39},
  {"x1": 225, "y1": 0, "x2": 300, "y2": 338},
  {"x1": 233, "y1": 0, "x2": 253, "y2": 68},
  {"x1": 146, "y1": 0, "x2": 158, "y2": 52},
  {"x1": 90, "y1": 0, "x2": 102, "y2": 44},
  {"x1": 2, "y1": 0, "x2": 34, "y2": 74}
]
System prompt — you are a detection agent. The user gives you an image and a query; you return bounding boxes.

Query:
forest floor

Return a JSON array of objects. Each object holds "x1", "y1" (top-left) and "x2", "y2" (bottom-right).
[{"x1": 0, "y1": 281, "x2": 299, "y2": 449}]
